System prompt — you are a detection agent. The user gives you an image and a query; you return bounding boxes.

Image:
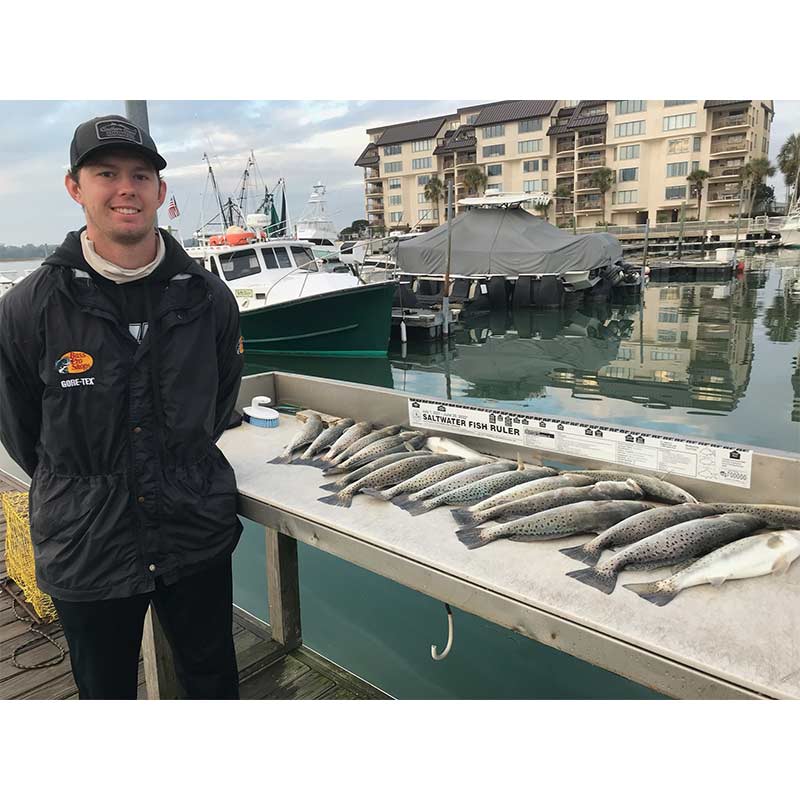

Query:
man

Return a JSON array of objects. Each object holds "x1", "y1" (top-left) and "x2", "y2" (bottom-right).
[{"x1": 0, "y1": 114, "x2": 245, "y2": 699}]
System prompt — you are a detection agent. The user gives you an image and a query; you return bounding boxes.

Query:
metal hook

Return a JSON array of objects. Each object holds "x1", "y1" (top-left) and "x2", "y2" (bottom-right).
[{"x1": 431, "y1": 603, "x2": 454, "y2": 661}]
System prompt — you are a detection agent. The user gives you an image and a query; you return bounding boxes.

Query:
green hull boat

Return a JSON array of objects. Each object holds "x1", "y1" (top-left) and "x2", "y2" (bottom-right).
[{"x1": 240, "y1": 280, "x2": 396, "y2": 357}]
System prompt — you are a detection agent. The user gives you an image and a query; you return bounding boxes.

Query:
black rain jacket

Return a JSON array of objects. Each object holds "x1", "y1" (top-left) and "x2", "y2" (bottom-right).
[{"x1": 0, "y1": 229, "x2": 244, "y2": 601}]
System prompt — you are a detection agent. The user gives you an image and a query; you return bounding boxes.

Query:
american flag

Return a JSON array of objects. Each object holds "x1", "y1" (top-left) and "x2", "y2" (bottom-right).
[{"x1": 167, "y1": 195, "x2": 180, "y2": 219}]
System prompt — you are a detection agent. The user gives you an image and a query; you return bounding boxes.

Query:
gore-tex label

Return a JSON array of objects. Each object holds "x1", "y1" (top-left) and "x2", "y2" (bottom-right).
[{"x1": 407, "y1": 398, "x2": 752, "y2": 488}]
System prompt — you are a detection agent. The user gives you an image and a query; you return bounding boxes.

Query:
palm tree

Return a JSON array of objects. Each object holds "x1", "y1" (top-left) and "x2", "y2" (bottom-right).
[
  {"x1": 777, "y1": 133, "x2": 800, "y2": 207},
  {"x1": 686, "y1": 169, "x2": 710, "y2": 221},
  {"x1": 739, "y1": 157, "x2": 776, "y2": 217},
  {"x1": 461, "y1": 165, "x2": 487, "y2": 198},
  {"x1": 423, "y1": 176, "x2": 445, "y2": 224},
  {"x1": 589, "y1": 166, "x2": 615, "y2": 226},
  {"x1": 537, "y1": 197, "x2": 553, "y2": 223}
]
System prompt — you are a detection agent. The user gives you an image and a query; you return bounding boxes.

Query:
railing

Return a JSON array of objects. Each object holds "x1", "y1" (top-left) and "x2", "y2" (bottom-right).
[
  {"x1": 457, "y1": 154, "x2": 477, "y2": 165},
  {"x1": 365, "y1": 185, "x2": 384, "y2": 196},
  {"x1": 556, "y1": 139, "x2": 575, "y2": 153},
  {"x1": 556, "y1": 159, "x2": 575, "y2": 173},
  {"x1": 562, "y1": 217, "x2": 774, "y2": 236},
  {"x1": 708, "y1": 193, "x2": 741, "y2": 202},
  {"x1": 712, "y1": 113, "x2": 748, "y2": 129},
  {"x1": 367, "y1": 203, "x2": 385, "y2": 212},
  {"x1": 577, "y1": 134, "x2": 606, "y2": 148},
  {"x1": 576, "y1": 178, "x2": 596, "y2": 190},
  {"x1": 441, "y1": 158, "x2": 455, "y2": 169},
  {"x1": 576, "y1": 156, "x2": 605, "y2": 170},
  {"x1": 708, "y1": 166, "x2": 743, "y2": 178},
  {"x1": 711, "y1": 138, "x2": 747, "y2": 154},
  {"x1": 576, "y1": 199, "x2": 602, "y2": 210},
  {"x1": 365, "y1": 167, "x2": 380, "y2": 179}
]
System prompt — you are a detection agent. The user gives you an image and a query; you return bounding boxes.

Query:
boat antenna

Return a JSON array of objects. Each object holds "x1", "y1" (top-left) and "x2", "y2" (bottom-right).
[
  {"x1": 203, "y1": 152, "x2": 230, "y2": 228},
  {"x1": 236, "y1": 152, "x2": 255, "y2": 224}
]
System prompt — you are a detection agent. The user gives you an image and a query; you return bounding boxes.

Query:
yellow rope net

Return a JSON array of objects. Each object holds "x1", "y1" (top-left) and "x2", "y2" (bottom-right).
[{"x1": 1, "y1": 491, "x2": 58, "y2": 623}]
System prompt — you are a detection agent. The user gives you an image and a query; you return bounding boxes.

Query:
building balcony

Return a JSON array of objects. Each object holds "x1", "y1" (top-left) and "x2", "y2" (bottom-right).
[
  {"x1": 575, "y1": 176, "x2": 599, "y2": 191},
  {"x1": 368, "y1": 211, "x2": 385, "y2": 222},
  {"x1": 365, "y1": 183, "x2": 384, "y2": 196},
  {"x1": 456, "y1": 153, "x2": 477, "y2": 166},
  {"x1": 712, "y1": 112, "x2": 749, "y2": 130},
  {"x1": 576, "y1": 155, "x2": 606, "y2": 171},
  {"x1": 710, "y1": 137, "x2": 748, "y2": 154},
  {"x1": 708, "y1": 165, "x2": 744, "y2": 180},
  {"x1": 576, "y1": 198, "x2": 603, "y2": 211},
  {"x1": 556, "y1": 158, "x2": 575, "y2": 174},
  {"x1": 365, "y1": 167, "x2": 381, "y2": 179},
  {"x1": 576, "y1": 133, "x2": 606, "y2": 149},
  {"x1": 367, "y1": 202, "x2": 385, "y2": 213},
  {"x1": 441, "y1": 157, "x2": 455, "y2": 170},
  {"x1": 707, "y1": 192, "x2": 741, "y2": 203},
  {"x1": 556, "y1": 138, "x2": 575, "y2": 153}
]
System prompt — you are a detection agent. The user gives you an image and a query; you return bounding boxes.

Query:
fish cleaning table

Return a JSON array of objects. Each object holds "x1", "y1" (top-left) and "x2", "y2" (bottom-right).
[{"x1": 216, "y1": 372, "x2": 800, "y2": 700}]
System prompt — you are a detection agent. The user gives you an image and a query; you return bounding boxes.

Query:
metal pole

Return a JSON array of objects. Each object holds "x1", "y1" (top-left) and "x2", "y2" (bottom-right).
[
  {"x1": 442, "y1": 180, "x2": 453, "y2": 338},
  {"x1": 124, "y1": 101, "x2": 150, "y2": 134},
  {"x1": 676, "y1": 201, "x2": 686, "y2": 261},
  {"x1": 733, "y1": 190, "x2": 745, "y2": 255}
]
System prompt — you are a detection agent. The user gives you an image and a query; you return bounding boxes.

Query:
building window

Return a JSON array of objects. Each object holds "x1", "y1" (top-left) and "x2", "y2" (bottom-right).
[
  {"x1": 482, "y1": 144, "x2": 505, "y2": 158},
  {"x1": 693, "y1": 136, "x2": 702, "y2": 152},
  {"x1": 465, "y1": 113, "x2": 479, "y2": 125},
  {"x1": 412, "y1": 139, "x2": 432, "y2": 152},
  {"x1": 664, "y1": 100, "x2": 694, "y2": 107},
  {"x1": 518, "y1": 118, "x2": 543, "y2": 133},
  {"x1": 667, "y1": 138, "x2": 689, "y2": 154},
  {"x1": 614, "y1": 120, "x2": 645, "y2": 138},
  {"x1": 389, "y1": 195, "x2": 402, "y2": 206},
  {"x1": 524, "y1": 179, "x2": 549, "y2": 192},
  {"x1": 615, "y1": 100, "x2": 646, "y2": 115},
  {"x1": 482, "y1": 124, "x2": 505, "y2": 138},
  {"x1": 652, "y1": 350, "x2": 679, "y2": 360},
  {"x1": 617, "y1": 144, "x2": 640, "y2": 160},
  {"x1": 388, "y1": 178, "x2": 401, "y2": 189},
  {"x1": 383, "y1": 144, "x2": 401, "y2": 156},
  {"x1": 486, "y1": 164, "x2": 502, "y2": 177},
  {"x1": 658, "y1": 309, "x2": 680, "y2": 323},
  {"x1": 542, "y1": 158, "x2": 549, "y2": 171},
  {"x1": 584, "y1": 105, "x2": 606, "y2": 116},
  {"x1": 418, "y1": 208, "x2": 439, "y2": 221},
  {"x1": 518, "y1": 139, "x2": 543, "y2": 154},
  {"x1": 417, "y1": 175, "x2": 431, "y2": 186},
  {"x1": 523, "y1": 160, "x2": 539, "y2": 172},
  {"x1": 657, "y1": 330, "x2": 678, "y2": 343},
  {"x1": 665, "y1": 185, "x2": 687, "y2": 200},
  {"x1": 417, "y1": 193, "x2": 429, "y2": 204},
  {"x1": 666, "y1": 162, "x2": 689, "y2": 178},
  {"x1": 691, "y1": 161, "x2": 700, "y2": 173},
  {"x1": 487, "y1": 183, "x2": 503, "y2": 192},
  {"x1": 384, "y1": 161, "x2": 402, "y2": 173},
  {"x1": 389, "y1": 212, "x2": 403, "y2": 223},
  {"x1": 618, "y1": 168, "x2": 638, "y2": 182},
  {"x1": 412, "y1": 157, "x2": 432, "y2": 170},
  {"x1": 612, "y1": 189, "x2": 639, "y2": 204},
  {"x1": 663, "y1": 113, "x2": 697, "y2": 131}
]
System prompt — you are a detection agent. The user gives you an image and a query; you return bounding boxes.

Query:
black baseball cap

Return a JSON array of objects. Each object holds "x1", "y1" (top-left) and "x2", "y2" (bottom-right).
[{"x1": 69, "y1": 114, "x2": 167, "y2": 172}]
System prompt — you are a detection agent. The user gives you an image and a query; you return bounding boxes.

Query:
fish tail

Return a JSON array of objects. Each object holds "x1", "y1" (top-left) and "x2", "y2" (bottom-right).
[
  {"x1": 317, "y1": 493, "x2": 353, "y2": 508},
  {"x1": 455, "y1": 527, "x2": 497, "y2": 549},
  {"x1": 559, "y1": 544, "x2": 600, "y2": 567},
  {"x1": 322, "y1": 465, "x2": 346, "y2": 476},
  {"x1": 567, "y1": 567, "x2": 617, "y2": 594},
  {"x1": 361, "y1": 488, "x2": 389, "y2": 501},
  {"x1": 267, "y1": 454, "x2": 292, "y2": 465},
  {"x1": 622, "y1": 581, "x2": 676, "y2": 606},
  {"x1": 404, "y1": 499, "x2": 432, "y2": 516},
  {"x1": 450, "y1": 509, "x2": 477, "y2": 526},
  {"x1": 318, "y1": 481, "x2": 343, "y2": 492},
  {"x1": 390, "y1": 493, "x2": 411, "y2": 507}
]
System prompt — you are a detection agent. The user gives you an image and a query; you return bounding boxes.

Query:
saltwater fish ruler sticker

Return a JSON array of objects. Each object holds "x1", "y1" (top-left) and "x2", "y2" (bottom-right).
[{"x1": 407, "y1": 398, "x2": 752, "y2": 488}]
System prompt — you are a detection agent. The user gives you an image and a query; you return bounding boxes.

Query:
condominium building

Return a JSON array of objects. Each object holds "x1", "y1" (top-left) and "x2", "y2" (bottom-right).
[{"x1": 354, "y1": 99, "x2": 774, "y2": 232}]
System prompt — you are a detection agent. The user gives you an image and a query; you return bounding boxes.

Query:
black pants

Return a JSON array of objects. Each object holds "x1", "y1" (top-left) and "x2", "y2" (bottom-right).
[{"x1": 52, "y1": 558, "x2": 239, "y2": 700}]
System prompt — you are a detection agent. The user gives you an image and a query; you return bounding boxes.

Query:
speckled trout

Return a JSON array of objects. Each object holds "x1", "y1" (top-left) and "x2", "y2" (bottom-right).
[
  {"x1": 296, "y1": 418, "x2": 355, "y2": 462},
  {"x1": 456, "y1": 500, "x2": 655, "y2": 550},
  {"x1": 328, "y1": 425, "x2": 402, "y2": 466},
  {"x1": 362, "y1": 459, "x2": 479, "y2": 502},
  {"x1": 568, "y1": 470, "x2": 697, "y2": 504},
  {"x1": 323, "y1": 421, "x2": 373, "y2": 462},
  {"x1": 560, "y1": 503, "x2": 718, "y2": 566},
  {"x1": 269, "y1": 413, "x2": 323, "y2": 464},
  {"x1": 318, "y1": 454, "x2": 460, "y2": 508},
  {"x1": 568, "y1": 512, "x2": 764, "y2": 595},
  {"x1": 318, "y1": 451, "x2": 430, "y2": 493},
  {"x1": 624, "y1": 530, "x2": 800, "y2": 606},
  {"x1": 406, "y1": 464, "x2": 558, "y2": 517},
  {"x1": 325, "y1": 432, "x2": 424, "y2": 474}
]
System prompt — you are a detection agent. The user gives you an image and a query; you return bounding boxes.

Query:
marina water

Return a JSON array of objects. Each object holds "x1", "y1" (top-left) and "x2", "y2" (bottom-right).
[{"x1": 3, "y1": 253, "x2": 799, "y2": 697}]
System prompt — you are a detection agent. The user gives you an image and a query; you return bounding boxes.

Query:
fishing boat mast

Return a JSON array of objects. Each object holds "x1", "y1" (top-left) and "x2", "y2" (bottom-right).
[{"x1": 203, "y1": 152, "x2": 232, "y2": 229}]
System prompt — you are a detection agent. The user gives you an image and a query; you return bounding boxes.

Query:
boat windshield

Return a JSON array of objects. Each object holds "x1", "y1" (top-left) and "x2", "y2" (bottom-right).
[
  {"x1": 290, "y1": 246, "x2": 318, "y2": 271},
  {"x1": 218, "y1": 249, "x2": 262, "y2": 281}
]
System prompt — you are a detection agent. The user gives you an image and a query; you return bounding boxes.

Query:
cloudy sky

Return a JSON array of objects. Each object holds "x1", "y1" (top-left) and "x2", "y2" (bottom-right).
[{"x1": 1, "y1": 98, "x2": 797, "y2": 247}]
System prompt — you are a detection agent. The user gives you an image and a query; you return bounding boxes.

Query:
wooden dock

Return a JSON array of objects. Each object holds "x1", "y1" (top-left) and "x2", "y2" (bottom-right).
[{"x1": 0, "y1": 474, "x2": 388, "y2": 700}]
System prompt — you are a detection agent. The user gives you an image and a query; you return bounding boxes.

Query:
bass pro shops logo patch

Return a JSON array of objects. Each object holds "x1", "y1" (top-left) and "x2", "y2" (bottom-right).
[{"x1": 56, "y1": 351, "x2": 96, "y2": 388}]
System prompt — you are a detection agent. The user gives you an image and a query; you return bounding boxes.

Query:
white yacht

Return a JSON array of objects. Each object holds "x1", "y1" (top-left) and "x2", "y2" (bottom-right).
[
  {"x1": 780, "y1": 205, "x2": 800, "y2": 248},
  {"x1": 294, "y1": 182, "x2": 341, "y2": 260}
]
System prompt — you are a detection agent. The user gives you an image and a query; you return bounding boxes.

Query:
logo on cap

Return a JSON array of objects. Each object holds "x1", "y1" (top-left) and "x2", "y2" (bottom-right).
[{"x1": 95, "y1": 120, "x2": 142, "y2": 145}]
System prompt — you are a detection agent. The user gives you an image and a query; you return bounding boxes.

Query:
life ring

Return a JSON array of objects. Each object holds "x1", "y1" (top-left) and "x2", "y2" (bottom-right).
[{"x1": 208, "y1": 231, "x2": 257, "y2": 246}]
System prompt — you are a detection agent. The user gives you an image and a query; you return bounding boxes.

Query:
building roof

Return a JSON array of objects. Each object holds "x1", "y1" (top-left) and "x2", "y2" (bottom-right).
[
  {"x1": 354, "y1": 143, "x2": 379, "y2": 168},
  {"x1": 547, "y1": 123, "x2": 571, "y2": 135},
  {"x1": 472, "y1": 100, "x2": 557, "y2": 127},
  {"x1": 568, "y1": 113, "x2": 609, "y2": 129},
  {"x1": 367, "y1": 115, "x2": 454, "y2": 147},
  {"x1": 547, "y1": 102, "x2": 607, "y2": 135},
  {"x1": 432, "y1": 125, "x2": 477, "y2": 155},
  {"x1": 703, "y1": 100, "x2": 749, "y2": 108}
]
